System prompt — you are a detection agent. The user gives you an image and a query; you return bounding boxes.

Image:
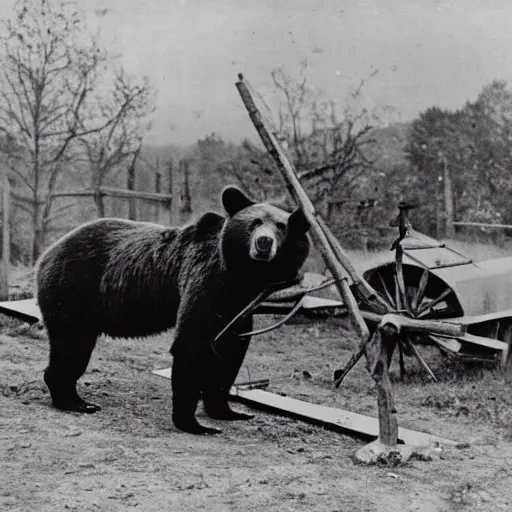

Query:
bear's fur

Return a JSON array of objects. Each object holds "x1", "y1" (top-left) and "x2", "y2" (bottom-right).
[{"x1": 36, "y1": 187, "x2": 310, "y2": 435}]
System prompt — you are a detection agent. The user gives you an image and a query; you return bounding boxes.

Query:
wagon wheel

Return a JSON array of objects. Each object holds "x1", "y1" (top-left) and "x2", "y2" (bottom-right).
[
  {"x1": 363, "y1": 263, "x2": 463, "y2": 378},
  {"x1": 363, "y1": 201, "x2": 464, "y2": 379}
]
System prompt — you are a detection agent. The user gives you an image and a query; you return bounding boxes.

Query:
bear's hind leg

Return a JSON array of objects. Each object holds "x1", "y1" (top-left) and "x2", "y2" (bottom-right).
[
  {"x1": 171, "y1": 355, "x2": 221, "y2": 435},
  {"x1": 44, "y1": 330, "x2": 100, "y2": 414}
]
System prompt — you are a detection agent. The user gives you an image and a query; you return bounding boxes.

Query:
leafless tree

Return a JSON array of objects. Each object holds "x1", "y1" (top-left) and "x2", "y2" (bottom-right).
[
  {"x1": 270, "y1": 63, "x2": 376, "y2": 221},
  {"x1": 77, "y1": 70, "x2": 153, "y2": 217},
  {"x1": 0, "y1": 0, "x2": 151, "y2": 260}
]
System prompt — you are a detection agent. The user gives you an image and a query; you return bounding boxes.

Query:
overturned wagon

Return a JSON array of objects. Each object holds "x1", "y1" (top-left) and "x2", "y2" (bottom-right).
[
  {"x1": 257, "y1": 223, "x2": 512, "y2": 382},
  {"x1": 359, "y1": 228, "x2": 512, "y2": 370}
]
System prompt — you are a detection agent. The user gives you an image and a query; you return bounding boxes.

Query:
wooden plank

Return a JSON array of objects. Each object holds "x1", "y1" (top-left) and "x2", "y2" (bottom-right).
[
  {"x1": 101, "y1": 186, "x2": 172, "y2": 203},
  {"x1": 230, "y1": 388, "x2": 457, "y2": 446},
  {"x1": 458, "y1": 332, "x2": 508, "y2": 352},
  {"x1": 50, "y1": 188, "x2": 172, "y2": 203},
  {"x1": 152, "y1": 367, "x2": 456, "y2": 446},
  {"x1": 0, "y1": 298, "x2": 42, "y2": 324},
  {"x1": 50, "y1": 190, "x2": 95, "y2": 198},
  {"x1": 428, "y1": 335, "x2": 462, "y2": 353},
  {"x1": 453, "y1": 221, "x2": 512, "y2": 229}
]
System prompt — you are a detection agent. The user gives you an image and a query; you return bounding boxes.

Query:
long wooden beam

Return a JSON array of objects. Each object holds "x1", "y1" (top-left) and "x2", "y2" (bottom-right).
[
  {"x1": 235, "y1": 74, "x2": 371, "y2": 342},
  {"x1": 231, "y1": 386, "x2": 457, "y2": 446},
  {"x1": 51, "y1": 187, "x2": 172, "y2": 203},
  {"x1": 152, "y1": 367, "x2": 457, "y2": 445},
  {"x1": 100, "y1": 186, "x2": 172, "y2": 203},
  {"x1": 453, "y1": 221, "x2": 512, "y2": 229}
]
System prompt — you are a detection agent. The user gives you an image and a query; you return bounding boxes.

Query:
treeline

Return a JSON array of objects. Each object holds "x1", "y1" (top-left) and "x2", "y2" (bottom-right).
[
  {"x1": 401, "y1": 80, "x2": 512, "y2": 237},
  {"x1": 3, "y1": 1, "x2": 512, "y2": 265},
  {"x1": 184, "y1": 78, "x2": 512, "y2": 249},
  {"x1": 0, "y1": 0, "x2": 153, "y2": 264}
]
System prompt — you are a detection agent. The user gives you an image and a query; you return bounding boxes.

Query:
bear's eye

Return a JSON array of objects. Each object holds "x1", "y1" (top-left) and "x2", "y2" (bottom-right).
[
  {"x1": 276, "y1": 222, "x2": 286, "y2": 232},
  {"x1": 251, "y1": 219, "x2": 263, "y2": 228}
]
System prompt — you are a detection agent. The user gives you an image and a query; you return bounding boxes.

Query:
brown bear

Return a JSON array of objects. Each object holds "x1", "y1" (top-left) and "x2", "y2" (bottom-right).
[{"x1": 36, "y1": 186, "x2": 310, "y2": 435}]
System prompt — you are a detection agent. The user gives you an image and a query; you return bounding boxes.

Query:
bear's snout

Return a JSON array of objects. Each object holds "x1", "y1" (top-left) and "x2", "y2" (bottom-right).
[
  {"x1": 256, "y1": 235, "x2": 273, "y2": 252},
  {"x1": 250, "y1": 226, "x2": 277, "y2": 261}
]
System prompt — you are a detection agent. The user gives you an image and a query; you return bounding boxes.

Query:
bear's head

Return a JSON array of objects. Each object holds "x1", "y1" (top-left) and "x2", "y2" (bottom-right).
[{"x1": 220, "y1": 186, "x2": 310, "y2": 284}]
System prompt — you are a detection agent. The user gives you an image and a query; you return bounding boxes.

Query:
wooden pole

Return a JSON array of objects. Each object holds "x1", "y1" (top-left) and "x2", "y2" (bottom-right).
[
  {"x1": 237, "y1": 75, "x2": 440, "y2": 464},
  {"x1": 235, "y1": 74, "x2": 371, "y2": 342},
  {"x1": 167, "y1": 159, "x2": 173, "y2": 225},
  {"x1": 0, "y1": 175, "x2": 10, "y2": 300},
  {"x1": 155, "y1": 159, "x2": 161, "y2": 221},
  {"x1": 365, "y1": 327, "x2": 398, "y2": 447}
]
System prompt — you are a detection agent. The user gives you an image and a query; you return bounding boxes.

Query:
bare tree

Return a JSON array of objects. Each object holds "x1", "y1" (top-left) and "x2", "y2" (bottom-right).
[
  {"x1": 0, "y1": 0, "x2": 148, "y2": 260},
  {"x1": 77, "y1": 70, "x2": 153, "y2": 217},
  {"x1": 270, "y1": 63, "x2": 376, "y2": 221}
]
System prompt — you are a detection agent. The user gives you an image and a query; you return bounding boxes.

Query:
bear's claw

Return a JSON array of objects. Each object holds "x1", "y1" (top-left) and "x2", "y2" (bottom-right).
[{"x1": 53, "y1": 399, "x2": 101, "y2": 414}]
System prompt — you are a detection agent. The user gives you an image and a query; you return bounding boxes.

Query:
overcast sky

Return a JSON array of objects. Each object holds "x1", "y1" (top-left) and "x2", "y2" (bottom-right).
[{"x1": 2, "y1": 0, "x2": 512, "y2": 146}]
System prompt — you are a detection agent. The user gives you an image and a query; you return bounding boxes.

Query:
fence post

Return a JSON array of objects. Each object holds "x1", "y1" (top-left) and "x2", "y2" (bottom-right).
[
  {"x1": 155, "y1": 159, "x2": 161, "y2": 222},
  {"x1": 167, "y1": 159, "x2": 173, "y2": 225},
  {"x1": 0, "y1": 175, "x2": 10, "y2": 300},
  {"x1": 180, "y1": 159, "x2": 192, "y2": 222}
]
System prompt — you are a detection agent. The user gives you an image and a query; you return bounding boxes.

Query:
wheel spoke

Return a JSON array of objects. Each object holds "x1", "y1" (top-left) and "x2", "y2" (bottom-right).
[
  {"x1": 394, "y1": 275, "x2": 402, "y2": 310},
  {"x1": 410, "y1": 268, "x2": 429, "y2": 315},
  {"x1": 375, "y1": 271, "x2": 396, "y2": 310},
  {"x1": 398, "y1": 342, "x2": 406, "y2": 379},
  {"x1": 417, "y1": 287, "x2": 452, "y2": 318},
  {"x1": 404, "y1": 338, "x2": 437, "y2": 381},
  {"x1": 395, "y1": 245, "x2": 408, "y2": 312}
]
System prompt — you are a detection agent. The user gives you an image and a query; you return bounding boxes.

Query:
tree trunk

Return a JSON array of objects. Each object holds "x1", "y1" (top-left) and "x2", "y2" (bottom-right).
[
  {"x1": 167, "y1": 159, "x2": 173, "y2": 225},
  {"x1": 154, "y1": 163, "x2": 161, "y2": 222},
  {"x1": 32, "y1": 225, "x2": 44, "y2": 263},
  {"x1": 93, "y1": 189, "x2": 105, "y2": 218},
  {"x1": 0, "y1": 176, "x2": 10, "y2": 300},
  {"x1": 31, "y1": 195, "x2": 43, "y2": 264},
  {"x1": 180, "y1": 159, "x2": 192, "y2": 222},
  {"x1": 127, "y1": 157, "x2": 137, "y2": 220},
  {"x1": 442, "y1": 157, "x2": 455, "y2": 238}
]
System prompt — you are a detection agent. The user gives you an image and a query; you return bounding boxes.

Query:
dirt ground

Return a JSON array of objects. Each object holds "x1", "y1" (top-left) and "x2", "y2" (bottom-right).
[
  {"x1": 3, "y1": 239, "x2": 512, "y2": 512},
  {"x1": 1, "y1": 311, "x2": 512, "y2": 512}
]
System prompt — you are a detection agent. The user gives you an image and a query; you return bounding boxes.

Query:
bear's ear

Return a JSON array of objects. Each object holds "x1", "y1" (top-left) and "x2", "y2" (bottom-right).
[
  {"x1": 288, "y1": 208, "x2": 310, "y2": 235},
  {"x1": 222, "y1": 186, "x2": 255, "y2": 217}
]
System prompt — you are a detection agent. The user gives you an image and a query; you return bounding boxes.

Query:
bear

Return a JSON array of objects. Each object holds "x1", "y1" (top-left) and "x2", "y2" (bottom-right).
[{"x1": 36, "y1": 186, "x2": 310, "y2": 435}]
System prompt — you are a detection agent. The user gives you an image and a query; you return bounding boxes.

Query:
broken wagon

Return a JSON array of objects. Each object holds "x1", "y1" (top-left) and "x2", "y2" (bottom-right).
[{"x1": 254, "y1": 210, "x2": 512, "y2": 383}]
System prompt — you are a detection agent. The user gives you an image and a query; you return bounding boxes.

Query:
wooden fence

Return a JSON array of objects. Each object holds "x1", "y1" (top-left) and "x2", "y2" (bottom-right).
[{"x1": 0, "y1": 180, "x2": 174, "y2": 300}]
